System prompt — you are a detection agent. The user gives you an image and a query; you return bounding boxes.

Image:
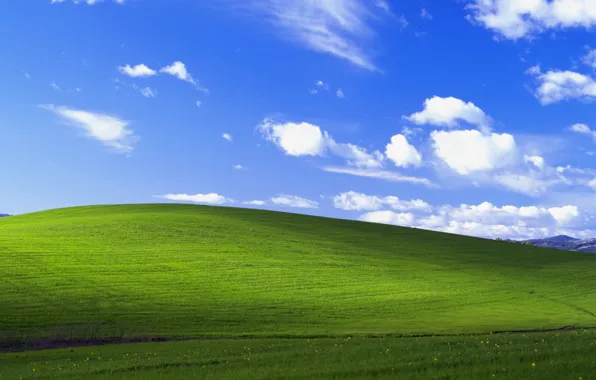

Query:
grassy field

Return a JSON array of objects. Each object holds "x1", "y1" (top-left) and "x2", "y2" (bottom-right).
[
  {"x1": 1, "y1": 203, "x2": 596, "y2": 378},
  {"x1": 2, "y1": 331, "x2": 595, "y2": 379}
]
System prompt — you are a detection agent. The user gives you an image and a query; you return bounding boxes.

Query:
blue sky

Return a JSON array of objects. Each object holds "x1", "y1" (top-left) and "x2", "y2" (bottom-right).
[{"x1": 3, "y1": 0, "x2": 596, "y2": 239}]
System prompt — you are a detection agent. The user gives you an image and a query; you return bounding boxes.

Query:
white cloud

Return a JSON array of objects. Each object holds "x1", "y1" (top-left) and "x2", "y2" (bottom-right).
[
  {"x1": 326, "y1": 141, "x2": 384, "y2": 168},
  {"x1": 316, "y1": 80, "x2": 329, "y2": 90},
  {"x1": 50, "y1": 82, "x2": 62, "y2": 91},
  {"x1": 52, "y1": 0, "x2": 118, "y2": 4},
  {"x1": 160, "y1": 61, "x2": 195, "y2": 84},
  {"x1": 354, "y1": 196, "x2": 587, "y2": 240},
  {"x1": 139, "y1": 87, "x2": 157, "y2": 98},
  {"x1": 244, "y1": 200, "x2": 266, "y2": 206},
  {"x1": 528, "y1": 67, "x2": 596, "y2": 104},
  {"x1": 321, "y1": 166, "x2": 435, "y2": 187},
  {"x1": 359, "y1": 211, "x2": 415, "y2": 226},
  {"x1": 222, "y1": 133, "x2": 232, "y2": 141},
  {"x1": 467, "y1": 0, "x2": 596, "y2": 39},
  {"x1": 309, "y1": 88, "x2": 318, "y2": 95},
  {"x1": 336, "y1": 88, "x2": 345, "y2": 98},
  {"x1": 420, "y1": 8, "x2": 433, "y2": 20},
  {"x1": 588, "y1": 178, "x2": 596, "y2": 189},
  {"x1": 401, "y1": 126, "x2": 423, "y2": 137},
  {"x1": 118, "y1": 64, "x2": 157, "y2": 77},
  {"x1": 258, "y1": 118, "x2": 383, "y2": 167},
  {"x1": 259, "y1": 119, "x2": 328, "y2": 157},
  {"x1": 548, "y1": 205, "x2": 580, "y2": 225},
  {"x1": 196, "y1": 101, "x2": 202, "y2": 107},
  {"x1": 431, "y1": 129, "x2": 516, "y2": 175},
  {"x1": 398, "y1": 15, "x2": 409, "y2": 29},
  {"x1": 569, "y1": 123, "x2": 596, "y2": 140},
  {"x1": 524, "y1": 155, "x2": 545, "y2": 170},
  {"x1": 583, "y1": 48, "x2": 596, "y2": 69},
  {"x1": 271, "y1": 195, "x2": 318, "y2": 209},
  {"x1": 492, "y1": 173, "x2": 555, "y2": 197},
  {"x1": 375, "y1": 0, "x2": 390, "y2": 13},
  {"x1": 333, "y1": 191, "x2": 432, "y2": 212},
  {"x1": 161, "y1": 193, "x2": 233, "y2": 205},
  {"x1": 243, "y1": 0, "x2": 386, "y2": 70},
  {"x1": 24, "y1": 73, "x2": 31, "y2": 79},
  {"x1": 406, "y1": 96, "x2": 491, "y2": 133},
  {"x1": 385, "y1": 134, "x2": 422, "y2": 168},
  {"x1": 41, "y1": 104, "x2": 137, "y2": 153},
  {"x1": 414, "y1": 201, "x2": 582, "y2": 239},
  {"x1": 233, "y1": 164, "x2": 243, "y2": 170}
]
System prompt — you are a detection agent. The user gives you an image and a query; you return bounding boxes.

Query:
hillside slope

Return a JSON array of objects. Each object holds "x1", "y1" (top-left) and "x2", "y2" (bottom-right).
[{"x1": 1, "y1": 204, "x2": 596, "y2": 345}]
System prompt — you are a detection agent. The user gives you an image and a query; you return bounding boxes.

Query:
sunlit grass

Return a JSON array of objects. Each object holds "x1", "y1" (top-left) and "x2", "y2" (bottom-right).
[{"x1": 1, "y1": 203, "x2": 596, "y2": 378}]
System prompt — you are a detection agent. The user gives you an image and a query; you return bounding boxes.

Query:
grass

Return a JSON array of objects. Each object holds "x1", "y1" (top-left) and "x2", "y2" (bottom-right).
[
  {"x1": 1, "y1": 331, "x2": 595, "y2": 379},
  {"x1": 1, "y1": 203, "x2": 596, "y2": 378}
]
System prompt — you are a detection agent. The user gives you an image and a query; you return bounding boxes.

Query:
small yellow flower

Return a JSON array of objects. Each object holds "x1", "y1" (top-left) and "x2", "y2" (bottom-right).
[{"x1": 532, "y1": 363, "x2": 536, "y2": 367}]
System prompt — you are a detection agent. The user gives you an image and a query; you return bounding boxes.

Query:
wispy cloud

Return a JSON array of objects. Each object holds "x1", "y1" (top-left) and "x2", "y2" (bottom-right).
[
  {"x1": 336, "y1": 88, "x2": 345, "y2": 98},
  {"x1": 321, "y1": 166, "x2": 436, "y2": 187},
  {"x1": 132, "y1": 84, "x2": 157, "y2": 98},
  {"x1": 271, "y1": 194, "x2": 318, "y2": 209},
  {"x1": 160, "y1": 61, "x2": 195, "y2": 84},
  {"x1": 244, "y1": 200, "x2": 266, "y2": 206},
  {"x1": 41, "y1": 104, "x2": 137, "y2": 153},
  {"x1": 239, "y1": 0, "x2": 387, "y2": 71},
  {"x1": 420, "y1": 8, "x2": 433, "y2": 20},
  {"x1": 50, "y1": 82, "x2": 62, "y2": 92},
  {"x1": 52, "y1": 0, "x2": 127, "y2": 4},
  {"x1": 222, "y1": 133, "x2": 232, "y2": 141},
  {"x1": 160, "y1": 193, "x2": 233, "y2": 205}
]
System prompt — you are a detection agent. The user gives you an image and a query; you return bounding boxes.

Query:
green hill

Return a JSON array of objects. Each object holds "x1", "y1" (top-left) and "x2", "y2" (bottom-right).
[{"x1": 1, "y1": 203, "x2": 596, "y2": 347}]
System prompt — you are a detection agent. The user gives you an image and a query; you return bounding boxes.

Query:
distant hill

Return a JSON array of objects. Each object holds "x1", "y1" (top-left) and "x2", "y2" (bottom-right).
[
  {"x1": 2, "y1": 203, "x2": 596, "y2": 346},
  {"x1": 0, "y1": 214, "x2": 9, "y2": 218},
  {"x1": 508, "y1": 235, "x2": 596, "y2": 253}
]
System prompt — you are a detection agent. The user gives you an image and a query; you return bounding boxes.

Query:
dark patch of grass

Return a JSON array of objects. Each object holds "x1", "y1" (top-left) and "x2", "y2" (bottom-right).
[{"x1": 2, "y1": 330, "x2": 596, "y2": 379}]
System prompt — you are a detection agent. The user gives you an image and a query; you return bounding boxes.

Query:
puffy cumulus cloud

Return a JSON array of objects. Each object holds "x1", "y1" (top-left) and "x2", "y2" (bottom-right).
[
  {"x1": 431, "y1": 129, "x2": 516, "y2": 175},
  {"x1": 413, "y1": 202, "x2": 582, "y2": 239},
  {"x1": 527, "y1": 68, "x2": 596, "y2": 104},
  {"x1": 355, "y1": 197, "x2": 586, "y2": 239},
  {"x1": 548, "y1": 205, "x2": 580, "y2": 225},
  {"x1": 118, "y1": 64, "x2": 157, "y2": 78},
  {"x1": 258, "y1": 119, "x2": 328, "y2": 156},
  {"x1": 359, "y1": 210, "x2": 415, "y2": 226},
  {"x1": 160, "y1": 193, "x2": 233, "y2": 205},
  {"x1": 332, "y1": 191, "x2": 432, "y2": 212},
  {"x1": 385, "y1": 134, "x2": 422, "y2": 168},
  {"x1": 405, "y1": 96, "x2": 491, "y2": 133},
  {"x1": 271, "y1": 195, "x2": 319, "y2": 209},
  {"x1": 40, "y1": 104, "x2": 137, "y2": 153},
  {"x1": 467, "y1": 0, "x2": 596, "y2": 40},
  {"x1": 242, "y1": 0, "x2": 388, "y2": 70},
  {"x1": 222, "y1": 133, "x2": 232, "y2": 141},
  {"x1": 258, "y1": 118, "x2": 384, "y2": 167}
]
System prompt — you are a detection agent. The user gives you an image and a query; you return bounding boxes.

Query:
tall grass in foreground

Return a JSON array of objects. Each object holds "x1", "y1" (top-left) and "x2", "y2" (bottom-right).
[{"x1": 1, "y1": 330, "x2": 595, "y2": 379}]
